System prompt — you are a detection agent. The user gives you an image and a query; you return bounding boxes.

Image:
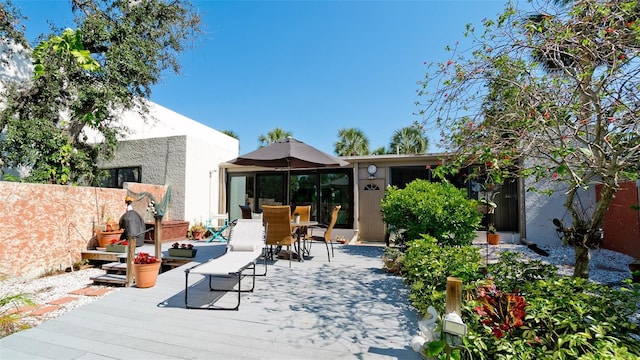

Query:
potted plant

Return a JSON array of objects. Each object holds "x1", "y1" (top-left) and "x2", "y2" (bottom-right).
[
  {"x1": 382, "y1": 247, "x2": 403, "y2": 274},
  {"x1": 487, "y1": 225, "x2": 500, "y2": 245},
  {"x1": 189, "y1": 222, "x2": 207, "y2": 240},
  {"x1": 168, "y1": 242, "x2": 197, "y2": 258},
  {"x1": 104, "y1": 216, "x2": 119, "y2": 232},
  {"x1": 133, "y1": 252, "x2": 161, "y2": 288},
  {"x1": 106, "y1": 239, "x2": 129, "y2": 253},
  {"x1": 96, "y1": 227, "x2": 124, "y2": 248},
  {"x1": 477, "y1": 198, "x2": 497, "y2": 214}
]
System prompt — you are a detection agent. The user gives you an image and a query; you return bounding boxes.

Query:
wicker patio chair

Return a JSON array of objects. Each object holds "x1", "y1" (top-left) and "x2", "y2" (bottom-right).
[
  {"x1": 306, "y1": 205, "x2": 341, "y2": 262},
  {"x1": 262, "y1": 205, "x2": 298, "y2": 267}
]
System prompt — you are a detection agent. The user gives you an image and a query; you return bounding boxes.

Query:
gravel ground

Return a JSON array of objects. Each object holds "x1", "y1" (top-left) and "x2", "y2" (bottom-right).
[
  {"x1": 0, "y1": 243, "x2": 637, "y2": 329},
  {"x1": 477, "y1": 242, "x2": 637, "y2": 285},
  {"x1": 0, "y1": 267, "x2": 119, "y2": 327}
]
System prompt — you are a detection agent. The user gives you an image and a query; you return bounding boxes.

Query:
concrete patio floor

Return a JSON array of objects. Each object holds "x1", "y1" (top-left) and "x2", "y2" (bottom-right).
[{"x1": 0, "y1": 243, "x2": 423, "y2": 360}]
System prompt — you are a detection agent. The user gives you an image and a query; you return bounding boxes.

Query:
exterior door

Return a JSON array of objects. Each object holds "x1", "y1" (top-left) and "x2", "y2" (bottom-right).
[
  {"x1": 494, "y1": 178, "x2": 518, "y2": 231},
  {"x1": 359, "y1": 179, "x2": 386, "y2": 242}
]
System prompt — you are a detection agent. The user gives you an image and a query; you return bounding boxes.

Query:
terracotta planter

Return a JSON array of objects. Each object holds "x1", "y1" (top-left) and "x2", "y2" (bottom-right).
[
  {"x1": 96, "y1": 230, "x2": 124, "y2": 248},
  {"x1": 133, "y1": 262, "x2": 161, "y2": 288},
  {"x1": 487, "y1": 233, "x2": 500, "y2": 245}
]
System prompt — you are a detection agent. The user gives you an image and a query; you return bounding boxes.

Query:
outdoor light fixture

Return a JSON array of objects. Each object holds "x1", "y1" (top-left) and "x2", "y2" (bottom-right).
[
  {"x1": 443, "y1": 312, "x2": 467, "y2": 337},
  {"x1": 367, "y1": 164, "x2": 377, "y2": 178}
]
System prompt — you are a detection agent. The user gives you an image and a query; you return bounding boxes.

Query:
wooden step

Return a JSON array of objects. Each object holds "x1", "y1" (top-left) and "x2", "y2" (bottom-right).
[
  {"x1": 90, "y1": 273, "x2": 128, "y2": 286},
  {"x1": 102, "y1": 262, "x2": 127, "y2": 273}
]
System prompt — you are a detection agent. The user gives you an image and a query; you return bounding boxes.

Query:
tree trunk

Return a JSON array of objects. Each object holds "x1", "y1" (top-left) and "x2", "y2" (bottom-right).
[{"x1": 574, "y1": 245, "x2": 590, "y2": 279}]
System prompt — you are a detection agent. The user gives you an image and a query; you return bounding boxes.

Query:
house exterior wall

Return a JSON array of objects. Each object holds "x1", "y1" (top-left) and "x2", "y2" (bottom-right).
[
  {"x1": 102, "y1": 136, "x2": 187, "y2": 221},
  {"x1": 184, "y1": 135, "x2": 239, "y2": 224},
  {"x1": 523, "y1": 177, "x2": 597, "y2": 247},
  {"x1": 117, "y1": 103, "x2": 239, "y2": 224},
  {"x1": 97, "y1": 103, "x2": 239, "y2": 225},
  {"x1": 523, "y1": 178, "x2": 568, "y2": 246}
]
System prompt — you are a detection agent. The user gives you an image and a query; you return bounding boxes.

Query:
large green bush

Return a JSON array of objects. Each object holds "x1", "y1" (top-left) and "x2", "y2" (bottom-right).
[
  {"x1": 402, "y1": 236, "x2": 484, "y2": 316},
  {"x1": 380, "y1": 180, "x2": 482, "y2": 246},
  {"x1": 401, "y1": 241, "x2": 640, "y2": 359}
]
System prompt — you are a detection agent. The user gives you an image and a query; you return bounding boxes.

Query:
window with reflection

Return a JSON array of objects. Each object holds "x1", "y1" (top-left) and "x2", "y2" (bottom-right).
[
  {"x1": 227, "y1": 174, "x2": 255, "y2": 220},
  {"x1": 290, "y1": 173, "x2": 318, "y2": 219},
  {"x1": 226, "y1": 168, "x2": 353, "y2": 228},
  {"x1": 256, "y1": 173, "x2": 285, "y2": 208},
  {"x1": 319, "y1": 172, "x2": 352, "y2": 227},
  {"x1": 101, "y1": 167, "x2": 141, "y2": 188}
]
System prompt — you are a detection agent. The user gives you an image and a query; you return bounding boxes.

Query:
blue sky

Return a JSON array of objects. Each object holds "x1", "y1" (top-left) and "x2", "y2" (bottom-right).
[{"x1": 15, "y1": 0, "x2": 510, "y2": 154}]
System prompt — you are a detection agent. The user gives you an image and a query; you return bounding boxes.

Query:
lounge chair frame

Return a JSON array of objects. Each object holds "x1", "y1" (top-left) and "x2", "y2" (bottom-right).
[
  {"x1": 184, "y1": 253, "x2": 266, "y2": 310},
  {"x1": 184, "y1": 220, "x2": 267, "y2": 310}
]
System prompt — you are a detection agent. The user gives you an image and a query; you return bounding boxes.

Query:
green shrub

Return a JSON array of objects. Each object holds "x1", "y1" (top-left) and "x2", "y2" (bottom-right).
[
  {"x1": 380, "y1": 180, "x2": 482, "y2": 246},
  {"x1": 486, "y1": 251, "x2": 558, "y2": 293},
  {"x1": 402, "y1": 235, "x2": 484, "y2": 315},
  {"x1": 401, "y1": 240, "x2": 640, "y2": 359}
]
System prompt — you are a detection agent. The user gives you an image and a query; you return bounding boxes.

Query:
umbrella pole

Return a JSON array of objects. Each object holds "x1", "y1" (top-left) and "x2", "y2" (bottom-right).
[{"x1": 286, "y1": 158, "x2": 291, "y2": 205}]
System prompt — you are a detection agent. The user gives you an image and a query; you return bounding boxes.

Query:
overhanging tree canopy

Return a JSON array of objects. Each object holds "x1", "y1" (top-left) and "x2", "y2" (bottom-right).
[
  {"x1": 0, "y1": 0, "x2": 202, "y2": 185},
  {"x1": 419, "y1": 0, "x2": 640, "y2": 278}
]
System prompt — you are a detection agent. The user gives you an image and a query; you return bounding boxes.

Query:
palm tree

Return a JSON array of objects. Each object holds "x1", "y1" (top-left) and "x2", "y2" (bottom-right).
[
  {"x1": 258, "y1": 128, "x2": 292, "y2": 147},
  {"x1": 334, "y1": 128, "x2": 370, "y2": 156},
  {"x1": 222, "y1": 130, "x2": 239, "y2": 139},
  {"x1": 389, "y1": 126, "x2": 428, "y2": 154}
]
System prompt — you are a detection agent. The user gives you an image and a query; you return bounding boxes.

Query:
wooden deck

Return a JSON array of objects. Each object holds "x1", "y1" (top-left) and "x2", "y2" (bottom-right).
[{"x1": 0, "y1": 244, "x2": 423, "y2": 360}]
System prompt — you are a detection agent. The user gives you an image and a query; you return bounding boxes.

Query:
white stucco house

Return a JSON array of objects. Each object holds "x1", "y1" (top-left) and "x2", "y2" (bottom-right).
[{"x1": 97, "y1": 102, "x2": 239, "y2": 224}]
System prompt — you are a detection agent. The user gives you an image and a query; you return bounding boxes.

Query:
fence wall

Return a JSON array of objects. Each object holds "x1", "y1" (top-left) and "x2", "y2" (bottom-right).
[
  {"x1": 0, "y1": 182, "x2": 169, "y2": 279},
  {"x1": 597, "y1": 181, "x2": 640, "y2": 260}
]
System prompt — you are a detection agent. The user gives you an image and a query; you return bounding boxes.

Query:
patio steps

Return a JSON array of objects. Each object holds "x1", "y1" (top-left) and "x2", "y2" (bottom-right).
[
  {"x1": 90, "y1": 261, "x2": 129, "y2": 286},
  {"x1": 89, "y1": 273, "x2": 128, "y2": 286}
]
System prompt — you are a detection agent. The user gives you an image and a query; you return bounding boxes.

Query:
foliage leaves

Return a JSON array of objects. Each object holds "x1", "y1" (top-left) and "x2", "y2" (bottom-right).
[
  {"x1": 380, "y1": 179, "x2": 482, "y2": 246},
  {"x1": 0, "y1": 0, "x2": 202, "y2": 184},
  {"x1": 417, "y1": 0, "x2": 640, "y2": 273},
  {"x1": 400, "y1": 240, "x2": 640, "y2": 359}
]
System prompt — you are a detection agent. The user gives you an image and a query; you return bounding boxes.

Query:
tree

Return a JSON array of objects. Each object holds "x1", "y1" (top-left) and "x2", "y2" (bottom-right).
[
  {"x1": 418, "y1": 0, "x2": 640, "y2": 278},
  {"x1": 388, "y1": 125, "x2": 428, "y2": 154},
  {"x1": 0, "y1": 1, "x2": 28, "y2": 52},
  {"x1": 371, "y1": 146, "x2": 387, "y2": 155},
  {"x1": 258, "y1": 127, "x2": 291, "y2": 147},
  {"x1": 334, "y1": 128, "x2": 370, "y2": 156},
  {"x1": 222, "y1": 130, "x2": 239, "y2": 139},
  {"x1": 0, "y1": 0, "x2": 202, "y2": 185}
]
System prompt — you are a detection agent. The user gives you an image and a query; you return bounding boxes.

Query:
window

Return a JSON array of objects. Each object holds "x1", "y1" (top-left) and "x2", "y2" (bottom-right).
[
  {"x1": 226, "y1": 168, "x2": 354, "y2": 228},
  {"x1": 101, "y1": 167, "x2": 141, "y2": 188},
  {"x1": 364, "y1": 183, "x2": 380, "y2": 191}
]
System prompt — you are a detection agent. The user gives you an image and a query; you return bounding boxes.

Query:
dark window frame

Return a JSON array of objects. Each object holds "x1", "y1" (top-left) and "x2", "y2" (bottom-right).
[{"x1": 101, "y1": 167, "x2": 142, "y2": 189}]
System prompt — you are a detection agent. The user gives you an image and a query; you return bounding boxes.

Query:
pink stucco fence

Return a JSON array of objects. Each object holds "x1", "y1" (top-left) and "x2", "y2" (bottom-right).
[{"x1": 0, "y1": 181, "x2": 169, "y2": 279}]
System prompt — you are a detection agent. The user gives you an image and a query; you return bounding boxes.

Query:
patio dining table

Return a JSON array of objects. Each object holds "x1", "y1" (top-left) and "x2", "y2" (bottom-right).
[{"x1": 291, "y1": 220, "x2": 318, "y2": 262}]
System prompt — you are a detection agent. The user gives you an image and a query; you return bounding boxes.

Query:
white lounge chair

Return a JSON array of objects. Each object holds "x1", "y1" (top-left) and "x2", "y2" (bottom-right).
[{"x1": 184, "y1": 219, "x2": 267, "y2": 310}]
